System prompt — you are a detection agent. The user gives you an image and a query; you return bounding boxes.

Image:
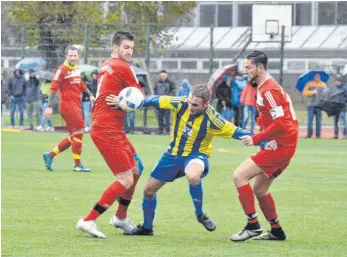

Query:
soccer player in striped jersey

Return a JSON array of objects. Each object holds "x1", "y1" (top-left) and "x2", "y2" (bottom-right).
[{"x1": 120, "y1": 84, "x2": 276, "y2": 236}]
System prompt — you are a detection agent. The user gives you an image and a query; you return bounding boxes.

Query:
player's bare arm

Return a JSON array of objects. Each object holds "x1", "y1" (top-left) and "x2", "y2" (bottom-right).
[{"x1": 44, "y1": 93, "x2": 56, "y2": 117}]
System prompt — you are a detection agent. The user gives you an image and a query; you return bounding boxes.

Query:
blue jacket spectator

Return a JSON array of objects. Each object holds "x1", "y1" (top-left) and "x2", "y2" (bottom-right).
[{"x1": 177, "y1": 79, "x2": 192, "y2": 97}]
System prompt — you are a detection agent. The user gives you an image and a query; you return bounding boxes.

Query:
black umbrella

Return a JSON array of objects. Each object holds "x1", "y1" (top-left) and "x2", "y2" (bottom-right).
[{"x1": 318, "y1": 88, "x2": 346, "y2": 117}]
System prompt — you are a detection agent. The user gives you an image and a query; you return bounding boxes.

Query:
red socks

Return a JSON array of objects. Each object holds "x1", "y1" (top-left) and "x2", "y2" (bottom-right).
[
  {"x1": 237, "y1": 184, "x2": 258, "y2": 223},
  {"x1": 71, "y1": 134, "x2": 83, "y2": 165},
  {"x1": 49, "y1": 136, "x2": 72, "y2": 157},
  {"x1": 115, "y1": 173, "x2": 141, "y2": 219},
  {"x1": 257, "y1": 193, "x2": 280, "y2": 228},
  {"x1": 84, "y1": 181, "x2": 128, "y2": 221}
]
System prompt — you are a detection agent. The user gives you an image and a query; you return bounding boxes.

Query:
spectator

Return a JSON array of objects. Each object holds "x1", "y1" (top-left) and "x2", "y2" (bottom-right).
[
  {"x1": 177, "y1": 79, "x2": 192, "y2": 97},
  {"x1": 1, "y1": 73, "x2": 7, "y2": 127},
  {"x1": 36, "y1": 79, "x2": 54, "y2": 132},
  {"x1": 89, "y1": 71, "x2": 98, "y2": 98},
  {"x1": 215, "y1": 78, "x2": 232, "y2": 114},
  {"x1": 154, "y1": 70, "x2": 175, "y2": 134},
  {"x1": 241, "y1": 82, "x2": 257, "y2": 133},
  {"x1": 81, "y1": 72, "x2": 92, "y2": 132},
  {"x1": 331, "y1": 75, "x2": 347, "y2": 139},
  {"x1": 7, "y1": 69, "x2": 26, "y2": 129},
  {"x1": 226, "y1": 74, "x2": 246, "y2": 127},
  {"x1": 24, "y1": 70, "x2": 41, "y2": 130},
  {"x1": 303, "y1": 72, "x2": 327, "y2": 138}
]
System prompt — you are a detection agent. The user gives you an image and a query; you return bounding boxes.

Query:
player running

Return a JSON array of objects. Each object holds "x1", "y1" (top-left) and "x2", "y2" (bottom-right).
[
  {"x1": 76, "y1": 31, "x2": 144, "y2": 239},
  {"x1": 231, "y1": 51, "x2": 298, "y2": 242},
  {"x1": 43, "y1": 45, "x2": 95, "y2": 172},
  {"x1": 119, "y1": 84, "x2": 276, "y2": 236}
]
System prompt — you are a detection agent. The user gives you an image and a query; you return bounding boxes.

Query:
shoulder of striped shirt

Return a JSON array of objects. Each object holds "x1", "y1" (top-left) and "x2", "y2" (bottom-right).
[{"x1": 206, "y1": 106, "x2": 225, "y2": 129}]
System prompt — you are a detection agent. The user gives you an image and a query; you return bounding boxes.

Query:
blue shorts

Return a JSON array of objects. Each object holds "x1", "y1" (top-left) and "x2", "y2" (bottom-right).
[{"x1": 150, "y1": 152, "x2": 210, "y2": 182}]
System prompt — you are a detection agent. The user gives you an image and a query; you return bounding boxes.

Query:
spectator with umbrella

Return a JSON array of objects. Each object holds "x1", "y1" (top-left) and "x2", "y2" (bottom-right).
[
  {"x1": 36, "y1": 79, "x2": 54, "y2": 132},
  {"x1": 297, "y1": 70, "x2": 329, "y2": 139},
  {"x1": 24, "y1": 70, "x2": 41, "y2": 130}
]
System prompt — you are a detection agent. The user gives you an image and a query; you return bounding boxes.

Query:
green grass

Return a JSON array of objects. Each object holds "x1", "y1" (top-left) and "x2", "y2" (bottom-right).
[{"x1": 2, "y1": 132, "x2": 347, "y2": 257}]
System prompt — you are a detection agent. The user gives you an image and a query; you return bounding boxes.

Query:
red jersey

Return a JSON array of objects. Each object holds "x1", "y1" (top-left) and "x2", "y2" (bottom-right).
[
  {"x1": 92, "y1": 57, "x2": 141, "y2": 132},
  {"x1": 252, "y1": 77, "x2": 298, "y2": 147},
  {"x1": 50, "y1": 64, "x2": 87, "y2": 111}
]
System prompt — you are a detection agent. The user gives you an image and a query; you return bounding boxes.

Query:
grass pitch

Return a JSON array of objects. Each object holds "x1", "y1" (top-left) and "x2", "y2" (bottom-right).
[{"x1": 2, "y1": 132, "x2": 347, "y2": 257}]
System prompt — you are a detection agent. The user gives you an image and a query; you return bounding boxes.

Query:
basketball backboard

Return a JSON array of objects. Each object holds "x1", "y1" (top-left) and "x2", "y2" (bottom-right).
[{"x1": 252, "y1": 4, "x2": 292, "y2": 42}]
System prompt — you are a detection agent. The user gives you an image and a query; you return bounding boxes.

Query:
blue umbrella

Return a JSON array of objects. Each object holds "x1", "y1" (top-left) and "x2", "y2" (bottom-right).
[
  {"x1": 15, "y1": 57, "x2": 47, "y2": 71},
  {"x1": 296, "y1": 70, "x2": 329, "y2": 94}
]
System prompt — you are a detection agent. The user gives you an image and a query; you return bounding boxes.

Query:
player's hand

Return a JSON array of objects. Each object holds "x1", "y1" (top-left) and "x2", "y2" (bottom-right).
[
  {"x1": 44, "y1": 107, "x2": 53, "y2": 118},
  {"x1": 106, "y1": 94, "x2": 120, "y2": 110},
  {"x1": 240, "y1": 135, "x2": 254, "y2": 146},
  {"x1": 90, "y1": 95, "x2": 96, "y2": 105},
  {"x1": 264, "y1": 140, "x2": 277, "y2": 150}
]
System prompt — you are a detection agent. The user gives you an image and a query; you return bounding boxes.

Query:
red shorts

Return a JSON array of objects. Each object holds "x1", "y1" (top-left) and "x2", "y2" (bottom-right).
[
  {"x1": 251, "y1": 147, "x2": 296, "y2": 179},
  {"x1": 61, "y1": 108, "x2": 84, "y2": 133},
  {"x1": 91, "y1": 130, "x2": 135, "y2": 175}
]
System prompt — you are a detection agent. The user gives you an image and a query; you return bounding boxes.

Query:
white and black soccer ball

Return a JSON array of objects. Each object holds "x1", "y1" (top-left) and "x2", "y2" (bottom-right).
[{"x1": 118, "y1": 87, "x2": 144, "y2": 112}]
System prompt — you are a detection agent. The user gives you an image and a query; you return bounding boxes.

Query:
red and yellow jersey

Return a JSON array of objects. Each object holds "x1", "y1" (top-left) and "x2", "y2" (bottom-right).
[
  {"x1": 50, "y1": 64, "x2": 87, "y2": 111},
  {"x1": 92, "y1": 57, "x2": 142, "y2": 132},
  {"x1": 252, "y1": 77, "x2": 298, "y2": 147}
]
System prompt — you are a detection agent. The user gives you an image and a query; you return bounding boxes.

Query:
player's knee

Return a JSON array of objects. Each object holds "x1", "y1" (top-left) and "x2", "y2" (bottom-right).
[
  {"x1": 253, "y1": 186, "x2": 269, "y2": 198},
  {"x1": 186, "y1": 173, "x2": 200, "y2": 185},
  {"x1": 232, "y1": 170, "x2": 246, "y2": 185},
  {"x1": 143, "y1": 186, "x2": 156, "y2": 198}
]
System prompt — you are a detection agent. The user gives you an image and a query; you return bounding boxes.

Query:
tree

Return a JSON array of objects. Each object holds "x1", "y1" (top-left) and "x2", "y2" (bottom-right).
[{"x1": 7, "y1": 1, "x2": 196, "y2": 69}]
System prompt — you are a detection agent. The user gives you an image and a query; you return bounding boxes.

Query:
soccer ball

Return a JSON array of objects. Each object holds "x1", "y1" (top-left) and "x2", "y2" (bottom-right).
[{"x1": 118, "y1": 87, "x2": 144, "y2": 112}]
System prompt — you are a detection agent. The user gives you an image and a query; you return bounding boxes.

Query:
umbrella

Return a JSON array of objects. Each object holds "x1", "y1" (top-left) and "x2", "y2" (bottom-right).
[
  {"x1": 207, "y1": 64, "x2": 237, "y2": 92},
  {"x1": 295, "y1": 70, "x2": 329, "y2": 94},
  {"x1": 15, "y1": 57, "x2": 46, "y2": 71},
  {"x1": 318, "y1": 87, "x2": 346, "y2": 117},
  {"x1": 34, "y1": 70, "x2": 54, "y2": 81},
  {"x1": 79, "y1": 64, "x2": 99, "y2": 77}
]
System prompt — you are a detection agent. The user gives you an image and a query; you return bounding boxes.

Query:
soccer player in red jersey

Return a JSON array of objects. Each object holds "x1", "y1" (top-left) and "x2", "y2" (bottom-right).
[
  {"x1": 43, "y1": 46, "x2": 95, "y2": 172},
  {"x1": 231, "y1": 51, "x2": 298, "y2": 242},
  {"x1": 76, "y1": 31, "x2": 144, "y2": 239}
]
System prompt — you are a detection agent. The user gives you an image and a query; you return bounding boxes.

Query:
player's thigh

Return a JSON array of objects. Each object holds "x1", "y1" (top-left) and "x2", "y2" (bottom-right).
[
  {"x1": 184, "y1": 154, "x2": 209, "y2": 183},
  {"x1": 150, "y1": 154, "x2": 183, "y2": 182},
  {"x1": 91, "y1": 131, "x2": 135, "y2": 176},
  {"x1": 253, "y1": 173, "x2": 273, "y2": 198},
  {"x1": 144, "y1": 176, "x2": 166, "y2": 197},
  {"x1": 233, "y1": 158, "x2": 263, "y2": 187},
  {"x1": 61, "y1": 109, "x2": 84, "y2": 133}
]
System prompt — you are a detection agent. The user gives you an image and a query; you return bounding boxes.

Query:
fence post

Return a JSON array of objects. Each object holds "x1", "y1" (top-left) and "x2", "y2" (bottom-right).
[
  {"x1": 21, "y1": 25, "x2": 25, "y2": 59},
  {"x1": 209, "y1": 26, "x2": 214, "y2": 77},
  {"x1": 145, "y1": 24, "x2": 151, "y2": 72},
  {"x1": 84, "y1": 23, "x2": 89, "y2": 64}
]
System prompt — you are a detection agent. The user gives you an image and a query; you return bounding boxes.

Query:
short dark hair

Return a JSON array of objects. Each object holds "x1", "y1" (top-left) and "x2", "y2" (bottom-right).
[
  {"x1": 65, "y1": 45, "x2": 80, "y2": 56},
  {"x1": 245, "y1": 51, "x2": 268, "y2": 70},
  {"x1": 112, "y1": 31, "x2": 134, "y2": 45}
]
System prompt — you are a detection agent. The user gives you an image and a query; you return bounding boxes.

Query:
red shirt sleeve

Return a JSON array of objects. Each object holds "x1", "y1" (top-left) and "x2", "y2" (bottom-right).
[
  {"x1": 50, "y1": 68, "x2": 64, "y2": 94},
  {"x1": 252, "y1": 89, "x2": 287, "y2": 145}
]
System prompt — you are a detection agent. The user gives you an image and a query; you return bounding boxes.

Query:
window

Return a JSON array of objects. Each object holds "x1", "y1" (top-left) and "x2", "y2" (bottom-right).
[
  {"x1": 162, "y1": 61, "x2": 178, "y2": 70},
  {"x1": 203, "y1": 61, "x2": 219, "y2": 70},
  {"x1": 238, "y1": 4, "x2": 252, "y2": 27},
  {"x1": 217, "y1": 4, "x2": 232, "y2": 27},
  {"x1": 295, "y1": 3, "x2": 312, "y2": 25},
  {"x1": 318, "y1": 2, "x2": 336, "y2": 25},
  {"x1": 200, "y1": 4, "x2": 216, "y2": 27},
  {"x1": 268, "y1": 61, "x2": 281, "y2": 70},
  {"x1": 181, "y1": 61, "x2": 197, "y2": 70},
  {"x1": 337, "y1": 1, "x2": 347, "y2": 25},
  {"x1": 287, "y1": 61, "x2": 306, "y2": 70}
]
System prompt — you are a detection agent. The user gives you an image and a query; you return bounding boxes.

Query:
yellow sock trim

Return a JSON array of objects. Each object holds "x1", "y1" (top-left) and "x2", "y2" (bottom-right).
[
  {"x1": 53, "y1": 146, "x2": 60, "y2": 154},
  {"x1": 73, "y1": 153, "x2": 81, "y2": 160}
]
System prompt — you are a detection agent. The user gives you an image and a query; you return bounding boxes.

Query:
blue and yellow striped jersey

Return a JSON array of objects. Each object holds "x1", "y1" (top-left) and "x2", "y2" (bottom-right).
[{"x1": 152, "y1": 95, "x2": 238, "y2": 157}]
